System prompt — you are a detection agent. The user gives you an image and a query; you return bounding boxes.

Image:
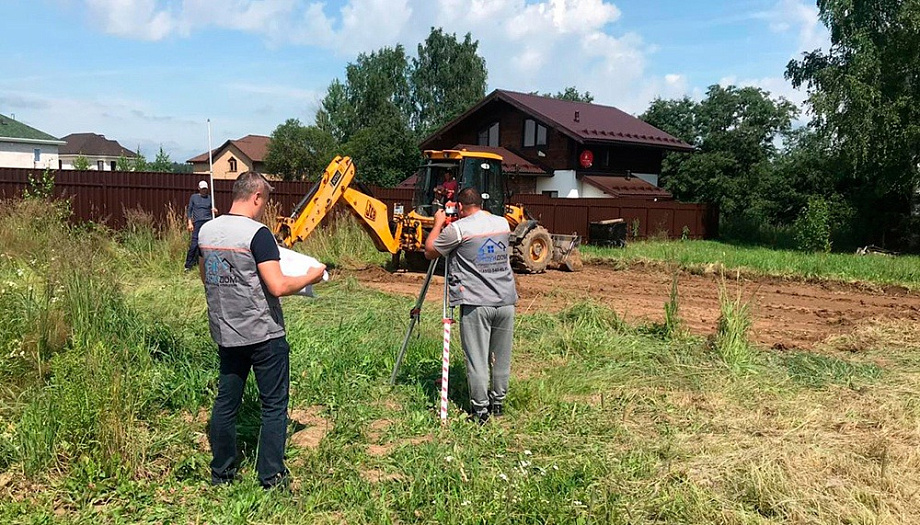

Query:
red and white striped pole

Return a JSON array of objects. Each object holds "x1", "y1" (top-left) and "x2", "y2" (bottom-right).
[{"x1": 440, "y1": 254, "x2": 452, "y2": 425}]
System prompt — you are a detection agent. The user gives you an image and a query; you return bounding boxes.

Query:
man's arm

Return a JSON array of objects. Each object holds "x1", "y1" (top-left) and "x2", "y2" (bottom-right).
[
  {"x1": 424, "y1": 210, "x2": 448, "y2": 260},
  {"x1": 187, "y1": 195, "x2": 195, "y2": 231},
  {"x1": 257, "y1": 261, "x2": 326, "y2": 297}
]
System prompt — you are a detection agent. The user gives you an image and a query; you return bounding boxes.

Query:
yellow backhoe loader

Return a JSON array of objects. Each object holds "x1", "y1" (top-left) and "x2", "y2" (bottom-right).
[{"x1": 274, "y1": 151, "x2": 582, "y2": 273}]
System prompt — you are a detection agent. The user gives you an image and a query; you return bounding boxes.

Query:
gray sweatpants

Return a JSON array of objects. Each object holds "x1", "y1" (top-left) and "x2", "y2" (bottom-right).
[{"x1": 459, "y1": 304, "x2": 515, "y2": 416}]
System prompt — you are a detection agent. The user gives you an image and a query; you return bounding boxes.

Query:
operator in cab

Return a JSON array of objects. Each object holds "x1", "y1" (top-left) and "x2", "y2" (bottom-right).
[{"x1": 424, "y1": 187, "x2": 518, "y2": 425}]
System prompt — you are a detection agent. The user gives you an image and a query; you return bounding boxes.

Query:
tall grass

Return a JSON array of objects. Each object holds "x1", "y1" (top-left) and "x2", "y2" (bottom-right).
[{"x1": 711, "y1": 280, "x2": 755, "y2": 369}]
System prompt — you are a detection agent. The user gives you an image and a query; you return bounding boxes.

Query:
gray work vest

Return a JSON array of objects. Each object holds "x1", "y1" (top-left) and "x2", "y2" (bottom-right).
[
  {"x1": 198, "y1": 215, "x2": 285, "y2": 347},
  {"x1": 437, "y1": 211, "x2": 518, "y2": 308}
]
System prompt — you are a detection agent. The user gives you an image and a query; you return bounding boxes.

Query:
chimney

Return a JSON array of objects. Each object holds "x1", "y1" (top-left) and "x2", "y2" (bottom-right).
[{"x1": 574, "y1": 111, "x2": 580, "y2": 122}]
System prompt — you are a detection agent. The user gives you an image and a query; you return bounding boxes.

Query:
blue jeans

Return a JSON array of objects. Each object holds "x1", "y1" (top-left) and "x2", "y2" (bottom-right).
[
  {"x1": 210, "y1": 336, "x2": 290, "y2": 486},
  {"x1": 185, "y1": 219, "x2": 208, "y2": 270}
]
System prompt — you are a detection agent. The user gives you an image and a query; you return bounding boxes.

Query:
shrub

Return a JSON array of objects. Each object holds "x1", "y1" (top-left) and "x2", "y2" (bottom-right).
[{"x1": 793, "y1": 197, "x2": 832, "y2": 253}]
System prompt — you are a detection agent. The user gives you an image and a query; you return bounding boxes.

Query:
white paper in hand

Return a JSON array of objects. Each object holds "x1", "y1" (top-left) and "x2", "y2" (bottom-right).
[{"x1": 278, "y1": 247, "x2": 328, "y2": 297}]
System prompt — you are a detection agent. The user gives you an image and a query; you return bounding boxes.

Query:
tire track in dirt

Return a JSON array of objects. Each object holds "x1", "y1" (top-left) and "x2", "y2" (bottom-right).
[{"x1": 349, "y1": 263, "x2": 920, "y2": 350}]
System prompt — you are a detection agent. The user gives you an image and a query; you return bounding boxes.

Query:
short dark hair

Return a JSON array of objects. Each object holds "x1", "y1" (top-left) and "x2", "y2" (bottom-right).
[
  {"x1": 232, "y1": 171, "x2": 273, "y2": 201},
  {"x1": 457, "y1": 187, "x2": 482, "y2": 207}
]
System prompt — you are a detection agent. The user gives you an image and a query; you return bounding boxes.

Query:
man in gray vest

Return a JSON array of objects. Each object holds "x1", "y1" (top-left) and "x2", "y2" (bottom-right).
[
  {"x1": 425, "y1": 187, "x2": 518, "y2": 425},
  {"x1": 198, "y1": 171, "x2": 326, "y2": 488}
]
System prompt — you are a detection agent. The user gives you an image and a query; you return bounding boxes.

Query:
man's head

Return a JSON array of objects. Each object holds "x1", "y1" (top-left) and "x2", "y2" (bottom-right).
[
  {"x1": 198, "y1": 180, "x2": 209, "y2": 195},
  {"x1": 444, "y1": 169, "x2": 455, "y2": 181},
  {"x1": 231, "y1": 171, "x2": 273, "y2": 220},
  {"x1": 456, "y1": 187, "x2": 482, "y2": 218}
]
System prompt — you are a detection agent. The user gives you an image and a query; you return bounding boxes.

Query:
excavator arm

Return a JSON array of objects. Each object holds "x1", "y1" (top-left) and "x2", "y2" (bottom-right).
[{"x1": 274, "y1": 156, "x2": 401, "y2": 254}]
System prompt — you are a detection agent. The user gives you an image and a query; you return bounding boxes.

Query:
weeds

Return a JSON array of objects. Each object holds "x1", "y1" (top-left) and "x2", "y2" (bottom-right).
[{"x1": 712, "y1": 280, "x2": 755, "y2": 369}]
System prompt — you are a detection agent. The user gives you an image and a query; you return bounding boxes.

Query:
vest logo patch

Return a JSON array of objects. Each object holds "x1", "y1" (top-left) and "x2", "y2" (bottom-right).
[
  {"x1": 204, "y1": 253, "x2": 239, "y2": 285},
  {"x1": 476, "y1": 238, "x2": 509, "y2": 266}
]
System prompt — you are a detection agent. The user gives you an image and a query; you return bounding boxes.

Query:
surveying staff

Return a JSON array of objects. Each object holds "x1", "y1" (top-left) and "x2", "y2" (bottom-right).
[
  {"x1": 198, "y1": 171, "x2": 326, "y2": 489},
  {"x1": 185, "y1": 180, "x2": 218, "y2": 271},
  {"x1": 424, "y1": 187, "x2": 518, "y2": 424}
]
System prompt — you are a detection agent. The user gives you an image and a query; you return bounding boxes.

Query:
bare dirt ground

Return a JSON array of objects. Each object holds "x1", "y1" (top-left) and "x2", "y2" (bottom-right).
[{"x1": 348, "y1": 262, "x2": 920, "y2": 350}]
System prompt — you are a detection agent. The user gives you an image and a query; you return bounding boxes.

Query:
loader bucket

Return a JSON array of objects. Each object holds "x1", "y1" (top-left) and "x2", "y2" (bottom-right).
[{"x1": 548, "y1": 234, "x2": 583, "y2": 272}]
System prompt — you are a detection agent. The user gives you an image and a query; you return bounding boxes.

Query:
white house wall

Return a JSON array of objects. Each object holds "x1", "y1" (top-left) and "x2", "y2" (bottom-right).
[
  {"x1": 535, "y1": 170, "x2": 581, "y2": 198},
  {"x1": 0, "y1": 141, "x2": 60, "y2": 169},
  {"x1": 580, "y1": 183, "x2": 609, "y2": 198},
  {"x1": 59, "y1": 154, "x2": 122, "y2": 170},
  {"x1": 633, "y1": 173, "x2": 659, "y2": 187}
]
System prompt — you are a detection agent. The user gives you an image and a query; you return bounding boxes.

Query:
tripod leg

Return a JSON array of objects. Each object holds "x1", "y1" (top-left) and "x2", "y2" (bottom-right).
[{"x1": 389, "y1": 258, "x2": 438, "y2": 385}]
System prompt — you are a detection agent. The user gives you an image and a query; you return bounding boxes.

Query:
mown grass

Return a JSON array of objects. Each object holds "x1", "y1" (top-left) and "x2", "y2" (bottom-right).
[
  {"x1": 1, "y1": 198, "x2": 919, "y2": 523},
  {"x1": 584, "y1": 239, "x2": 920, "y2": 289}
]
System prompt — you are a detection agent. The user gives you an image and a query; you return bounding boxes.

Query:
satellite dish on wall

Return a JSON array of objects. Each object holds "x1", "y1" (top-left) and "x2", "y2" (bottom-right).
[{"x1": 579, "y1": 149, "x2": 594, "y2": 169}]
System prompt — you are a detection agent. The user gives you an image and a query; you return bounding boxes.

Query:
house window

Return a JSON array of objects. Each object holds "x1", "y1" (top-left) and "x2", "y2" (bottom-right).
[
  {"x1": 523, "y1": 119, "x2": 547, "y2": 147},
  {"x1": 97, "y1": 160, "x2": 104, "y2": 170},
  {"x1": 477, "y1": 122, "x2": 499, "y2": 147},
  {"x1": 542, "y1": 190, "x2": 558, "y2": 198},
  {"x1": 111, "y1": 161, "x2": 117, "y2": 170},
  {"x1": 228, "y1": 158, "x2": 238, "y2": 172},
  {"x1": 33, "y1": 148, "x2": 41, "y2": 162}
]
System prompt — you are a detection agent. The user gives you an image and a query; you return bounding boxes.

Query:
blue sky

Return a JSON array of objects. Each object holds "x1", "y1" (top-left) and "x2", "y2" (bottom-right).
[{"x1": 0, "y1": 0, "x2": 827, "y2": 163}]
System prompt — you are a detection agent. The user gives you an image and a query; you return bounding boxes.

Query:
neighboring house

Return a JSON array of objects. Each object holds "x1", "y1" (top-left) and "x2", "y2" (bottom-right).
[
  {"x1": 0, "y1": 114, "x2": 65, "y2": 169},
  {"x1": 187, "y1": 135, "x2": 270, "y2": 179},
  {"x1": 419, "y1": 89, "x2": 693, "y2": 198},
  {"x1": 59, "y1": 133, "x2": 136, "y2": 171}
]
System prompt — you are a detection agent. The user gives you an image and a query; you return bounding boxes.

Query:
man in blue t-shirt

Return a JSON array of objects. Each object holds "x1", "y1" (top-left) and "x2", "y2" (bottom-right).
[{"x1": 185, "y1": 180, "x2": 217, "y2": 271}]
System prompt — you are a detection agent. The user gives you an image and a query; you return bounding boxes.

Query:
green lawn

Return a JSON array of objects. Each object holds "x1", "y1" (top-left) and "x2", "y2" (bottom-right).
[
  {"x1": 1, "y1": 200, "x2": 918, "y2": 523},
  {"x1": 584, "y1": 239, "x2": 920, "y2": 289}
]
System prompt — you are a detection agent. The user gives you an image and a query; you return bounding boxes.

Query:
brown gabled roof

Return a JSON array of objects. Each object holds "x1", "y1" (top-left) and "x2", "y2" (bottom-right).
[
  {"x1": 582, "y1": 175, "x2": 673, "y2": 199},
  {"x1": 452, "y1": 144, "x2": 549, "y2": 175},
  {"x1": 60, "y1": 133, "x2": 135, "y2": 157},
  {"x1": 421, "y1": 89, "x2": 693, "y2": 152},
  {"x1": 187, "y1": 134, "x2": 271, "y2": 163}
]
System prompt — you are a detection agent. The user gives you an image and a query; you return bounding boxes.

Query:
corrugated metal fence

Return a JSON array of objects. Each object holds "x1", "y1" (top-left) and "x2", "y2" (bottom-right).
[{"x1": 0, "y1": 168, "x2": 717, "y2": 240}]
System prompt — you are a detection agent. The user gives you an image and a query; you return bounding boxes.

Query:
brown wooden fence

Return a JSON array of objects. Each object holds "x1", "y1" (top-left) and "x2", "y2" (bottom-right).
[{"x1": 0, "y1": 168, "x2": 717, "y2": 241}]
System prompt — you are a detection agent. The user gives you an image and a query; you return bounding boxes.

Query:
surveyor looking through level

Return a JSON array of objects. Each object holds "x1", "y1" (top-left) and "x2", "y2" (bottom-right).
[
  {"x1": 425, "y1": 187, "x2": 519, "y2": 425},
  {"x1": 197, "y1": 171, "x2": 326, "y2": 489}
]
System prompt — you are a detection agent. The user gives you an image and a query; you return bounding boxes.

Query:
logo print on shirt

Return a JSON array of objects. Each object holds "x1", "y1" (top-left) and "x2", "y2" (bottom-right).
[
  {"x1": 204, "y1": 253, "x2": 238, "y2": 285},
  {"x1": 476, "y1": 238, "x2": 508, "y2": 265}
]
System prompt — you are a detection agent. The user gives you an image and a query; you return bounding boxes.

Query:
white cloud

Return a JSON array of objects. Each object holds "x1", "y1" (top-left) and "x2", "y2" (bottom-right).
[{"x1": 766, "y1": 0, "x2": 829, "y2": 54}]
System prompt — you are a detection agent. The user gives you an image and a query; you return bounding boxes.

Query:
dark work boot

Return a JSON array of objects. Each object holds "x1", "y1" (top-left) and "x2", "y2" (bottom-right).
[{"x1": 490, "y1": 403, "x2": 504, "y2": 417}]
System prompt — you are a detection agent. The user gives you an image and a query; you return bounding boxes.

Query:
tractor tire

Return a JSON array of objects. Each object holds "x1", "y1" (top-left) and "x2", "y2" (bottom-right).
[{"x1": 511, "y1": 226, "x2": 553, "y2": 274}]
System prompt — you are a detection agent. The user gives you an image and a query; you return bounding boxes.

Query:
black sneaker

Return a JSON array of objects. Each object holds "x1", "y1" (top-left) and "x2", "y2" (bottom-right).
[
  {"x1": 490, "y1": 403, "x2": 503, "y2": 417},
  {"x1": 261, "y1": 471, "x2": 290, "y2": 491},
  {"x1": 467, "y1": 411, "x2": 489, "y2": 426}
]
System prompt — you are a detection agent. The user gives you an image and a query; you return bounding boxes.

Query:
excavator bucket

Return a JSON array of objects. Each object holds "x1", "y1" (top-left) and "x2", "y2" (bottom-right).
[{"x1": 548, "y1": 234, "x2": 583, "y2": 272}]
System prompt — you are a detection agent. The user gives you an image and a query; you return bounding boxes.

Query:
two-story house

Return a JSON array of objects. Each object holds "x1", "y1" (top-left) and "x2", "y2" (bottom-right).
[
  {"x1": 59, "y1": 133, "x2": 136, "y2": 170},
  {"x1": 0, "y1": 114, "x2": 65, "y2": 169},
  {"x1": 419, "y1": 89, "x2": 693, "y2": 199},
  {"x1": 187, "y1": 135, "x2": 270, "y2": 179}
]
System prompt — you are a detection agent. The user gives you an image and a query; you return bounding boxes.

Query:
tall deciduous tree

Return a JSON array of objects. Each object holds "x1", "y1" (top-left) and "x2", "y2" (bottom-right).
[
  {"x1": 410, "y1": 28, "x2": 488, "y2": 136},
  {"x1": 642, "y1": 85, "x2": 797, "y2": 217},
  {"x1": 786, "y1": 0, "x2": 920, "y2": 245},
  {"x1": 317, "y1": 46, "x2": 412, "y2": 144},
  {"x1": 265, "y1": 119, "x2": 339, "y2": 181}
]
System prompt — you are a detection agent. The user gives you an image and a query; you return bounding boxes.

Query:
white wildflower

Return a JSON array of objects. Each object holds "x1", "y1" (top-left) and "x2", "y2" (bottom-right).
[
  {"x1": 461, "y1": 500, "x2": 471, "y2": 507},
  {"x1": 552, "y1": 465, "x2": 559, "y2": 470},
  {"x1": 15, "y1": 268, "x2": 24, "y2": 277},
  {"x1": 444, "y1": 456, "x2": 453, "y2": 463},
  {"x1": 499, "y1": 473, "x2": 508, "y2": 482},
  {"x1": 523, "y1": 450, "x2": 532, "y2": 455}
]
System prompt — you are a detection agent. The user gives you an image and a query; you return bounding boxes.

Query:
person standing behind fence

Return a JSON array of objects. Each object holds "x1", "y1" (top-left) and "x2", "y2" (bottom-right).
[
  {"x1": 424, "y1": 187, "x2": 518, "y2": 425},
  {"x1": 185, "y1": 180, "x2": 217, "y2": 271}
]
